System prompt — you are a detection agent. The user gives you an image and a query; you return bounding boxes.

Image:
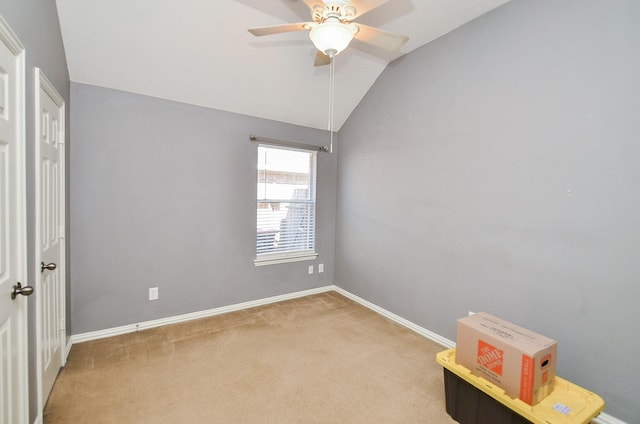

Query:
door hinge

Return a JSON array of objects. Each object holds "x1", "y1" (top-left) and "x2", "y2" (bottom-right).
[
  {"x1": 59, "y1": 318, "x2": 66, "y2": 331},
  {"x1": 59, "y1": 226, "x2": 65, "y2": 238}
]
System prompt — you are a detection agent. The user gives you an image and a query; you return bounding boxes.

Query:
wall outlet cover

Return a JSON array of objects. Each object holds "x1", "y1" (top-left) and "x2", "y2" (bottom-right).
[{"x1": 149, "y1": 287, "x2": 159, "y2": 300}]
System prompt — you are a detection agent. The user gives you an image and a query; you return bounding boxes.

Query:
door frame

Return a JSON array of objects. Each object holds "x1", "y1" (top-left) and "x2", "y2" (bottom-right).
[
  {"x1": 33, "y1": 67, "x2": 67, "y2": 417},
  {"x1": 0, "y1": 13, "x2": 28, "y2": 424}
]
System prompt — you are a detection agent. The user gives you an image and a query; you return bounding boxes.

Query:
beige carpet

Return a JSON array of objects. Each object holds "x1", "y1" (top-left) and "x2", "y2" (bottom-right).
[{"x1": 45, "y1": 291, "x2": 457, "y2": 423}]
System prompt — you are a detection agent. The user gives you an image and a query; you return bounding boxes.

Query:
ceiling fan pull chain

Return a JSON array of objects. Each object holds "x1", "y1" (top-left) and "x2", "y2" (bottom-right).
[{"x1": 329, "y1": 54, "x2": 335, "y2": 154}]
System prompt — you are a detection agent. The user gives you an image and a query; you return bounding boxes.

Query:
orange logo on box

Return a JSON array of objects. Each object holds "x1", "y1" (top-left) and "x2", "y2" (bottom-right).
[{"x1": 477, "y1": 340, "x2": 503, "y2": 375}]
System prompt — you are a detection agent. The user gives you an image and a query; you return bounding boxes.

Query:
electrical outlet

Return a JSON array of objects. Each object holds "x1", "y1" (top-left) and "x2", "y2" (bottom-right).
[
  {"x1": 308, "y1": 265, "x2": 314, "y2": 274},
  {"x1": 149, "y1": 287, "x2": 159, "y2": 300},
  {"x1": 318, "y1": 263, "x2": 324, "y2": 273}
]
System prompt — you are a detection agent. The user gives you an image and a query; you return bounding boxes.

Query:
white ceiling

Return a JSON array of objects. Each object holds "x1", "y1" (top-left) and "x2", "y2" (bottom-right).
[{"x1": 56, "y1": 0, "x2": 510, "y2": 130}]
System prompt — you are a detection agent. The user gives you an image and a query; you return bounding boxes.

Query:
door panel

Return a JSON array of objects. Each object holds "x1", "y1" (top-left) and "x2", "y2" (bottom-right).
[
  {"x1": 35, "y1": 68, "x2": 66, "y2": 410},
  {"x1": 0, "y1": 15, "x2": 27, "y2": 424}
]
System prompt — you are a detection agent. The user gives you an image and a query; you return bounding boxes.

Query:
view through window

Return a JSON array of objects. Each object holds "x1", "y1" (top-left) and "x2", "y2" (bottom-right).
[{"x1": 256, "y1": 144, "x2": 317, "y2": 264}]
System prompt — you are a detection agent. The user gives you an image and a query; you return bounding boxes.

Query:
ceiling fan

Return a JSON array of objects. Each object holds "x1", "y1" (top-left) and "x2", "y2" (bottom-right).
[{"x1": 248, "y1": 0, "x2": 409, "y2": 66}]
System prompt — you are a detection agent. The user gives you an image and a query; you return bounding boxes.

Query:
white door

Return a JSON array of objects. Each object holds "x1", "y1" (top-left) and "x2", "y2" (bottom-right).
[
  {"x1": 34, "y1": 68, "x2": 66, "y2": 411},
  {"x1": 0, "y1": 15, "x2": 28, "y2": 424}
]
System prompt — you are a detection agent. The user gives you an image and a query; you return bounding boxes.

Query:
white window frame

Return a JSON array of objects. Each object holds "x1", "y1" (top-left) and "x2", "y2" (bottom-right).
[{"x1": 254, "y1": 143, "x2": 318, "y2": 266}]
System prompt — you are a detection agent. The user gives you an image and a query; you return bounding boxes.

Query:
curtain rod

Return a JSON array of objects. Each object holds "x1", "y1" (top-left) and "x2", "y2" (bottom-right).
[{"x1": 249, "y1": 134, "x2": 329, "y2": 153}]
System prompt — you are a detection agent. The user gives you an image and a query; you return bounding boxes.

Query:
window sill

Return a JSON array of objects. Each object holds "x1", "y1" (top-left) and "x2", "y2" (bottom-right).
[{"x1": 254, "y1": 252, "x2": 318, "y2": 267}]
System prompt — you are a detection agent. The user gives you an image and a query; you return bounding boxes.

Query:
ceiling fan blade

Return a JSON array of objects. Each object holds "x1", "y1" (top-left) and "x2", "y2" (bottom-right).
[
  {"x1": 348, "y1": 0, "x2": 392, "y2": 19},
  {"x1": 301, "y1": 0, "x2": 320, "y2": 11},
  {"x1": 248, "y1": 22, "x2": 311, "y2": 36},
  {"x1": 314, "y1": 50, "x2": 331, "y2": 67},
  {"x1": 235, "y1": 0, "x2": 311, "y2": 21},
  {"x1": 353, "y1": 23, "x2": 408, "y2": 51},
  {"x1": 350, "y1": 38, "x2": 404, "y2": 62}
]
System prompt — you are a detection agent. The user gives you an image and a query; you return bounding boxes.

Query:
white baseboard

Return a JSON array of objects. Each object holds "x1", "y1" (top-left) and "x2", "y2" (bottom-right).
[
  {"x1": 33, "y1": 414, "x2": 43, "y2": 424},
  {"x1": 592, "y1": 412, "x2": 628, "y2": 424},
  {"x1": 66, "y1": 284, "x2": 625, "y2": 424},
  {"x1": 65, "y1": 337, "x2": 72, "y2": 361},
  {"x1": 332, "y1": 286, "x2": 455, "y2": 348},
  {"x1": 69, "y1": 285, "x2": 335, "y2": 345}
]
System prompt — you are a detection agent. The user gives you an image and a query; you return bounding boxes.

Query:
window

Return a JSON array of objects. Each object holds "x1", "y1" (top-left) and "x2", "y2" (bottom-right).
[{"x1": 255, "y1": 144, "x2": 318, "y2": 266}]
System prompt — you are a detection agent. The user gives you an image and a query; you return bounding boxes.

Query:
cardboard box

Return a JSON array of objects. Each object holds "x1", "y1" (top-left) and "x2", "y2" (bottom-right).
[{"x1": 456, "y1": 312, "x2": 557, "y2": 405}]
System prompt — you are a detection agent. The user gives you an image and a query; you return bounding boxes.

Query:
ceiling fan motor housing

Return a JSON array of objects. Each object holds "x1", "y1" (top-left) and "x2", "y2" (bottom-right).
[
  {"x1": 322, "y1": 0, "x2": 350, "y2": 6},
  {"x1": 312, "y1": 3, "x2": 357, "y2": 24}
]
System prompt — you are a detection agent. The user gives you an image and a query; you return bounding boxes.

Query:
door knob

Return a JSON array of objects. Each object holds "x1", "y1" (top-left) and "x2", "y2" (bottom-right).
[
  {"x1": 41, "y1": 262, "x2": 57, "y2": 272},
  {"x1": 11, "y1": 282, "x2": 34, "y2": 299}
]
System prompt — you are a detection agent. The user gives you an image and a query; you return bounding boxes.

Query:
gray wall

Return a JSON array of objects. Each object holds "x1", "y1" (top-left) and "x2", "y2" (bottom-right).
[
  {"x1": 0, "y1": 1, "x2": 70, "y2": 422},
  {"x1": 70, "y1": 83, "x2": 336, "y2": 334},
  {"x1": 336, "y1": 0, "x2": 639, "y2": 421}
]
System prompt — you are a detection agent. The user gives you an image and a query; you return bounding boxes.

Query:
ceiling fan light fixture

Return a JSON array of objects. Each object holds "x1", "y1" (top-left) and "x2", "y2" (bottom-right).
[{"x1": 309, "y1": 21, "x2": 356, "y2": 57}]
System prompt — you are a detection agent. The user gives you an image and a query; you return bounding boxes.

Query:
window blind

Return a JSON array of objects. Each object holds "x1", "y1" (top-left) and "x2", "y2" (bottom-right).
[{"x1": 256, "y1": 144, "x2": 317, "y2": 261}]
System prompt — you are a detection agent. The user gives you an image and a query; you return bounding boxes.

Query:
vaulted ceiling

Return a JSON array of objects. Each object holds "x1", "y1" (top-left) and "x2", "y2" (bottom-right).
[{"x1": 56, "y1": 0, "x2": 510, "y2": 130}]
